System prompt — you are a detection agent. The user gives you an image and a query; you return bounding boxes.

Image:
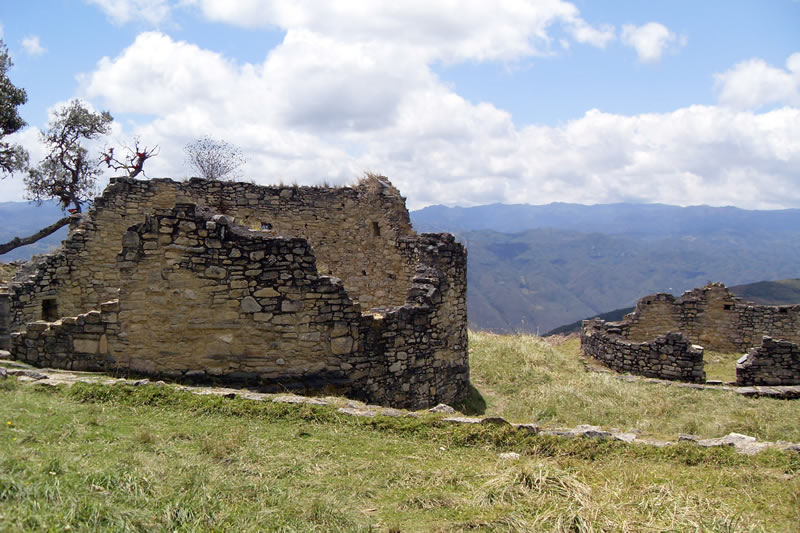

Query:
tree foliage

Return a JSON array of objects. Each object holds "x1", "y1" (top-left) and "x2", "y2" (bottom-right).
[
  {"x1": 0, "y1": 39, "x2": 29, "y2": 177},
  {"x1": 184, "y1": 136, "x2": 246, "y2": 181},
  {"x1": 25, "y1": 99, "x2": 113, "y2": 212}
]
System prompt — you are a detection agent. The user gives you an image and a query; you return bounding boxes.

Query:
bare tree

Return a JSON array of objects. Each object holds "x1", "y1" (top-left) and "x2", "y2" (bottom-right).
[
  {"x1": 102, "y1": 137, "x2": 159, "y2": 178},
  {"x1": 184, "y1": 136, "x2": 246, "y2": 180}
]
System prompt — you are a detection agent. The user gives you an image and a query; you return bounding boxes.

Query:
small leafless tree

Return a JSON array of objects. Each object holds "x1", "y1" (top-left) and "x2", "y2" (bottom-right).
[
  {"x1": 184, "y1": 136, "x2": 246, "y2": 181},
  {"x1": 102, "y1": 138, "x2": 159, "y2": 178}
]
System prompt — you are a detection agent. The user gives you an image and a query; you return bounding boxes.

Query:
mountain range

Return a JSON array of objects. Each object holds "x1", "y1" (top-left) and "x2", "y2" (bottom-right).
[{"x1": 410, "y1": 203, "x2": 800, "y2": 333}]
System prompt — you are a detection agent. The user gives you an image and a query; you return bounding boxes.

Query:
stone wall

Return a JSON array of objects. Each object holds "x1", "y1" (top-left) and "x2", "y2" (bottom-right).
[
  {"x1": 581, "y1": 318, "x2": 705, "y2": 383},
  {"x1": 9, "y1": 202, "x2": 469, "y2": 409},
  {"x1": 10, "y1": 301, "x2": 120, "y2": 371},
  {"x1": 626, "y1": 283, "x2": 800, "y2": 352},
  {"x1": 0, "y1": 287, "x2": 9, "y2": 351},
  {"x1": 7, "y1": 176, "x2": 417, "y2": 330},
  {"x1": 736, "y1": 337, "x2": 800, "y2": 386}
]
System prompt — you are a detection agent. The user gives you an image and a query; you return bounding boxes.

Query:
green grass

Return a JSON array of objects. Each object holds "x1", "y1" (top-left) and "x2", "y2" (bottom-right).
[
  {"x1": 468, "y1": 332, "x2": 800, "y2": 442},
  {"x1": 703, "y1": 350, "x2": 742, "y2": 383},
  {"x1": 1, "y1": 378, "x2": 799, "y2": 531},
  {"x1": 2, "y1": 333, "x2": 800, "y2": 530}
]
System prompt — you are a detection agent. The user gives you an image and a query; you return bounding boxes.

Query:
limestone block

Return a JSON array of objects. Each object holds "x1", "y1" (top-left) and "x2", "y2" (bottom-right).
[
  {"x1": 204, "y1": 266, "x2": 227, "y2": 279},
  {"x1": 331, "y1": 335, "x2": 354, "y2": 355},
  {"x1": 240, "y1": 297, "x2": 261, "y2": 313},
  {"x1": 73, "y1": 338, "x2": 99, "y2": 354},
  {"x1": 281, "y1": 300, "x2": 304, "y2": 312},
  {"x1": 254, "y1": 287, "x2": 280, "y2": 298}
]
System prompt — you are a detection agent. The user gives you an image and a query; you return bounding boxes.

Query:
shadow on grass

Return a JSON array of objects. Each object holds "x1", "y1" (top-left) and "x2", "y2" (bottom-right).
[{"x1": 456, "y1": 384, "x2": 487, "y2": 415}]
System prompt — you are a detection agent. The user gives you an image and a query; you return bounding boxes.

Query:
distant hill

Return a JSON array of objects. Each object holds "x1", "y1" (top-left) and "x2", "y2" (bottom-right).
[
  {"x1": 411, "y1": 203, "x2": 800, "y2": 334},
  {"x1": 412, "y1": 202, "x2": 800, "y2": 238},
  {"x1": 729, "y1": 278, "x2": 800, "y2": 306},
  {"x1": 457, "y1": 228, "x2": 800, "y2": 333},
  {"x1": 0, "y1": 200, "x2": 68, "y2": 261},
  {"x1": 544, "y1": 278, "x2": 800, "y2": 336}
]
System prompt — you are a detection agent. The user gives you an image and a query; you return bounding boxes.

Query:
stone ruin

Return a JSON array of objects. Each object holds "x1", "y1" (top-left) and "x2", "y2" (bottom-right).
[
  {"x1": 581, "y1": 283, "x2": 800, "y2": 386},
  {"x1": 0, "y1": 176, "x2": 470, "y2": 409}
]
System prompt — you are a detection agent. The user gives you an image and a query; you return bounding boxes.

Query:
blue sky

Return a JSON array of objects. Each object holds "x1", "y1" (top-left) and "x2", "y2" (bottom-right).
[{"x1": 1, "y1": 1, "x2": 799, "y2": 209}]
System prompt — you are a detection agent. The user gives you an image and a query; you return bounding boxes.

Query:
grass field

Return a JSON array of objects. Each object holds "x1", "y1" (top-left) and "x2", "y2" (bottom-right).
[
  {"x1": 468, "y1": 332, "x2": 800, "y2": 442},
  {"x1": 1, "y1": 332, "x2": 799, "y2": 531}
]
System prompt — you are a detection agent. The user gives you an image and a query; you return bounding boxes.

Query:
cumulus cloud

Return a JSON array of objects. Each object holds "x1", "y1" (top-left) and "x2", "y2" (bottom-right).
[
  {"x1": 21, "y1": 35, "x2": 46, "y2": 56},
  {"x1": 715, "y1": 52, "x2": 800, "y2": 110},
  {"x1": 621, "y1": 22, "x2": 684, "y2": 64},
  {"x1": 77, "y1": 32, "x2": 800, "y2": 210},
  {"x1": 86, "y1": 0, "x2": 171, "y2": 25},
  {"x1": 188, "y1": 0, "x2": 615, "y2": 62}
]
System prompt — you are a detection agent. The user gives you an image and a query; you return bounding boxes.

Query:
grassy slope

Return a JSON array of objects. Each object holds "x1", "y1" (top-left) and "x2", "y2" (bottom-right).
[
  {"x1": 1, "y1": 378, "x2": 798, "y2": 532},
  {"x1": 1, "y1": 333, "x2": 800, "y2": 531},
  {"x1": 468, "y1": 333, "x2": 800, "y2": 442}
]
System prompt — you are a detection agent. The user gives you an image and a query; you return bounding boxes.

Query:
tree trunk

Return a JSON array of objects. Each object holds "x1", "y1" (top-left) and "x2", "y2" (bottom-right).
[{"x1": 0, "y1": 216, "x2": 71, "y2": 256}]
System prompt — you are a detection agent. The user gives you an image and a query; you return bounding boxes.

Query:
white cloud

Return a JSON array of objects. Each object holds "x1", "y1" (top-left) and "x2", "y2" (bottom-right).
[
  {"x1": 86, "y1": 0, "x2": 171, "y2": 25},
  {"x1": 76, "y1": 32, "x2": 800, "y2": 211},
  {"x1": 189, "y1": 0, "x2": 616, "y2": 62},
  {"x1": 621, "y1": 22, "x2": 684, "y2": 64},
  {"x1": 21, "y1": 35, "x2": 46, "y2": 56},
  {"x1": 715, "y1": 52, "x2": 800, "y2": 110}
]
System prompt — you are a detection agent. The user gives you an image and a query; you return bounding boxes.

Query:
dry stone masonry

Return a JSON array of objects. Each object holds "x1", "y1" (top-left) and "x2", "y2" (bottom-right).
[
  {"x1": 581, "y1": 319, "x2": 705, "y2": 383},
  {"x1": 625, "y1": 283, "x2": 800, "y2": 352},
  {"x1": 737, "y1": 337, "x2": 800, "y2": 386},
  {"x1": 581, "y1": 283, "x2": 800, "y2": 386},
  {"x1": 2, "y1": 176, "x2": 469, "y2": 409}
]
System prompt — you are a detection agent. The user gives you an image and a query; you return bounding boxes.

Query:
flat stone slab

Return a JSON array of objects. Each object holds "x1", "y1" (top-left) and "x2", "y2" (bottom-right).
[
  {"x1": 442, "y1": 416, "x2": 482, "y2": 424},
  {"x1": 499, "y1": 452, "x2": 521, "y2": 460},
  {"x1": 273, "y1": 394, "x2": 330, "y2": 406},
  {"x1": 8, "y1": 369, "x2": 49, "y2": 381},
  {"x1": 613, "y1": 432, "x2": 637, "y2": 443},
  {"x1": 337, "y1": 407, "x2": 377, "y2": 417}
]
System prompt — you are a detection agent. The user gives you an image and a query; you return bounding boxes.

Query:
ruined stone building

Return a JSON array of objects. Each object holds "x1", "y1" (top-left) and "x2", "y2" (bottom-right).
[
  {"x1": 581, "y1": 283, "x2": 800, "y2": 386},
  {"x1": 0, "y1": 176, "x2": 469, "y2": 409}
]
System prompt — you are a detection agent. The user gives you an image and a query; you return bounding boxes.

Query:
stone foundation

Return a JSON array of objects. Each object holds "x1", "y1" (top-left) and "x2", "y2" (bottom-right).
[
  {"x1": 737, "y1": 337, "x2": 800, "y2": 386},
  {"x1": 582, "y1": 282, "x2": 800, "y2": 385},
  {"x1": 581, "y1": 319, "x2": 705, "y2": 383}
]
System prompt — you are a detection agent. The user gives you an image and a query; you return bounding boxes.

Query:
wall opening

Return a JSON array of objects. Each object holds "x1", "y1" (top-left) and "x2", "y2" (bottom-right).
[
  {"x1": 371, "y1": 221, "x2": 381, "y2": 237},
  {"x1": 42, "y1": 299, "x2": 58, "y2": 321}
]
